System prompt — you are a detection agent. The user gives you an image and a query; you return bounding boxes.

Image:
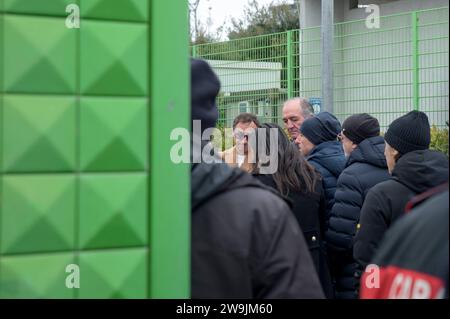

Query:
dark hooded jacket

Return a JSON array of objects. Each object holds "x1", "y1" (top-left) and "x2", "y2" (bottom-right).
[
  {"x1": 354, "y1": 149, "x2": 449, "y2": 269},
  {"x1": 191, "y1": 162, "x2": 325, "y2": 299},
  {"x1": 254, "y1": 173, "x2": 334, "y2": 298},
  {"x1": 360, "y1": 188, "x2": 449, "y2": 299},
  {"x1": 306, "y1": 140, "x2": 346, "y2": 226},
  {"x1": 325, "y1": 136, "x2": 390, "y2": 299}
]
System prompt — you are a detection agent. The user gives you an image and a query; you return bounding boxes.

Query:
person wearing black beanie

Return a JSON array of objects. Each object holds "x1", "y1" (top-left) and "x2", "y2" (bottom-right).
[
  {"x1": 295, "y1": 112, "x2": 346, "y2": 235},
  {"x1": 354, "y1": 111, "x2": 449, "y2": 284},
  {"x1": 341, "y1": 113, "x2": 380, "y2": 156},
  {"x1": 191, "y1": 58, "x2": 221, "y2": 135},
  {"x1": 326, "y1": 113, "x2": 390, "y2": 299},
  {"x1": 383, "y1": 110, "x2": 431, "y2": 174},
  {"x1": 298, "y1": 112, "x2": 342, "y2": 150}
]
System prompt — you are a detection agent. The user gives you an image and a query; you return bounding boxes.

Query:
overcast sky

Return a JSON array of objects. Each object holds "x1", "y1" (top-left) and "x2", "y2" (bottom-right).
[{"x1": 196, "y1": 0, "x2": 279, "y2": 39}]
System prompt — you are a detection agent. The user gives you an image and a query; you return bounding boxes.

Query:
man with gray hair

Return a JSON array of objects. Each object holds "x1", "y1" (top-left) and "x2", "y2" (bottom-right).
[{"x1": 282, "y1": 97, "x2": 314, "y2": 140}]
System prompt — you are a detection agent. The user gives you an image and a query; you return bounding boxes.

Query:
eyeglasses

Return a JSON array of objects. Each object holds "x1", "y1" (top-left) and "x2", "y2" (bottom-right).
[{"x1": 234, "y1": 130, "x2": 255, "y2": 141}]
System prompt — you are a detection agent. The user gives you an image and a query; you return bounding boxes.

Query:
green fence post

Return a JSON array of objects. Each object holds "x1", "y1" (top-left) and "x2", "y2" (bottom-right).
[
  {"x1": 192, "y1": 45, "x2": 197, "y2": 58},
  {"x1": 412, "y1": 11, "x2": 419, "y2": 111},
  {"x1": 287, "y1": 30, "x2": 293, "y2": 99},
  {"x1": 149, "y1": 0, "x2": 190, "y2": 298}
]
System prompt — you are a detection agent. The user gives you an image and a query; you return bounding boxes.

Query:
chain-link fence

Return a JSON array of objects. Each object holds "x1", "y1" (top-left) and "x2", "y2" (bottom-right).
[{"x1": 192, "y1": 7, "x2": 449, "y2": 129}]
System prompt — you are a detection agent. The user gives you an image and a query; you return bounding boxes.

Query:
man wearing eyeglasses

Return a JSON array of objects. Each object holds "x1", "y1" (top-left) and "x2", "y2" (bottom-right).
[{"x1": 220, "y1": 113, "x2": 260, "y2": 173}]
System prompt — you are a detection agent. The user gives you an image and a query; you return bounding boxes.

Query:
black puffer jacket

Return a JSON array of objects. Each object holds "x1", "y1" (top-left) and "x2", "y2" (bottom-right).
[
  {"x1": 306, "y1": 141, "x2": 346, "y2": 226},
  {"x1": 191, "y1": 162, "x2": 325, "y2": 299},
  {"x1": 354, "y1": 149, "x2": 449, "y2": 269},
  {"x1": 326, "y1": 136, "x2": 390, "y2": 299}
]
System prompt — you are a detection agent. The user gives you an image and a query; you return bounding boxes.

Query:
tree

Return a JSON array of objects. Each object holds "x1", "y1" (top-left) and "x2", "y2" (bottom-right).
[
  {"x1": 227, "y1": 0, "x2": 300, "y2": 40},
  {"x1": 194, "y1": 1, "x2": 299, "y2": 60},
  {"x1": 189, "y1": 0, "x2": 226, "y2": 46},
  {"x1": 189, "y1": 0, "x2": 201, "y2": 43},
  {"x1": 192, "y1": 23, "x2": 224, "y2": 45}
]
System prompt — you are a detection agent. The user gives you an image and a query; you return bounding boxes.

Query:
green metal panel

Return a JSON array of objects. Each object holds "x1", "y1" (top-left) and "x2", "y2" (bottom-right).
[
  {"x1": 4, "y1": 15, "x2": 77, "y2": 94},
  {"x1": 287, "y1": 30, "x2": 293, "y2": 100},
  {"x1": 80, "y1": 20, "x2": 148, "y2": 96},
  {"x1": 2, "y1": 95, "x2": 76, "y2": 172},
  {"x1": 416, "y1": 8, "x2": 449, "y2": 125},
  {"x1": 79, "y1": 0, "x2": 148, "y2": 22},
  {"x1": 79, "y1": 97, "x2": 147, "y2": 171},
  {"x1": 192, "y1": 7, "x2": 449, "y2": 129},
  {"x1": 1, "y1": 175, "x2": 76, "y2": 254},
  {"x1": 78, "y1": 174, "x2": 147, "y2": 250},
  {"x1": 149, "y1": 0, "x2": 190, "y2": 298},
  {"x1": 0, "y1": 0, "x2": 190, "y2": 299},
  {"x1": 3, "y1": 0, "x2": 76, "y2": 16},
  {"x1": 0, "y1": 253, "x2": 75, "y2": 299},
  {"x1": 78, "y1": 248, "x2": 147, "y2": 298},
  {"x1": 0, "y1": 1, "x2": 3, "y2": 300},
  {"x1": 412, "y1": 11, "x2": 419, "y2": 111}
]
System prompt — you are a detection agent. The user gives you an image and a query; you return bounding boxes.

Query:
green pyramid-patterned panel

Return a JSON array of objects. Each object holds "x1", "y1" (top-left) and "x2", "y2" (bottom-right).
[
  {"x1": 3, "y1": 15, "x2": 76, "y2": 94},
  {"x1": 1, "y1": 175, "x2": 76, "y2": 254},
  {"x1": 80, "y1": 97, "x2": 147, "y2": 171},
  {"x1": 78, "y1": 248, "x2": 147, "y2": 298},
  {"x1": 80, "y1": 20, "x2": 147, "y2": 96},
  {"x1": 79, "y1": 174, "x2": 147, "y2": 249},
  {"x1": 0, "y1": 253, "x2": 75, "y2": 298},
  {"x1": 2, "y1": 95, "x2": 76, "y2": 172},
  {"x1": 3, "y1": 0, "x2": 76, "y2": 16},
  {"x1": 0, "y1": 12, "x2": 3, "y2": 93},
  {"x1": 80, "y1": 0, "x2": 148, "y2": 22}
]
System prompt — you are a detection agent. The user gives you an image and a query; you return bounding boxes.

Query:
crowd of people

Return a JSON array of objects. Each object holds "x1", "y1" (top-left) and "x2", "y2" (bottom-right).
[{"x1": 190, "y1": 58, "x2": 449, "y2": 299}]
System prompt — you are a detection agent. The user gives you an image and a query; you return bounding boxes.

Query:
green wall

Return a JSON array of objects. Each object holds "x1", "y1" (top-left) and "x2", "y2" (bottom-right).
[{"x1": 0, "y1": 0, "x2": 190, "y2": 298}]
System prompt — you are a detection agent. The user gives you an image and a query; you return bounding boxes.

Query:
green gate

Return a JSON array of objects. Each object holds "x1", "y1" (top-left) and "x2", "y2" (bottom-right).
[{"x1": 0, "y1": 0, "x2": 190, "y2": 298}]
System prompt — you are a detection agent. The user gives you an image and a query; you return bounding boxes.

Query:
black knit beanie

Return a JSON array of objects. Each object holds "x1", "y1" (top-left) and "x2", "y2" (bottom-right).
[
  {"x1": 191, "y1": 59, "x2": 220, "y2": 133},
  {"x1": 300, "y1": 112, "x2": 341, "y2": 145},
  {"x1": 384, "y1": 110, "x2": 430, "y2": 155},
  {"x1": 342, "y1": 113, "x2": 380, "y2": 144}
]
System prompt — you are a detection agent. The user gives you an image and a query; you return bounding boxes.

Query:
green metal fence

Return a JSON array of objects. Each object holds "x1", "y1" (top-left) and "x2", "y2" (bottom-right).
[{"x1": 192, "y1": 6, "x2": 449, "y2": 129}]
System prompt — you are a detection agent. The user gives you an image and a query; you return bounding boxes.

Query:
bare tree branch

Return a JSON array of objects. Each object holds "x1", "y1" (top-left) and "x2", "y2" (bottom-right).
[{"x1": 189, "y1": 0, "x2": 202, "y2": 42}]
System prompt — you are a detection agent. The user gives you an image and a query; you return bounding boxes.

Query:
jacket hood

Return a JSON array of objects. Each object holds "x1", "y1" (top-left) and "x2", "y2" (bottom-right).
[
  {"x1": 307, "y1": 141, "x2": 346, "y2": 178},
  {"x1": 347, "y1": 136, "x2": 387, "y2": 169},
  {"x1": 191, "y1": 59, "x2": 220, "y2": 134},
  {"x1": 191, "y1": 162, "x2": 288, "y2": 211},
  {"x1": 392, "y1": 149, "x2": 449, "y2": 194}
]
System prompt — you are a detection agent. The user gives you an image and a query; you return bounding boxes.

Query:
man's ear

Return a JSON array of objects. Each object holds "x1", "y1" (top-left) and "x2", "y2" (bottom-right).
[{"x1": 392, "y1": 147, "x2": 401, "y2": 160}]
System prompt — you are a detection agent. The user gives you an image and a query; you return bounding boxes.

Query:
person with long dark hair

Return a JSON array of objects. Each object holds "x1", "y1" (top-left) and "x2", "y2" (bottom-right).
[
  {"x1": 252, "y1": 123, "x2": 334, "y2": 298},
  {"x1": 191, "y1": 59, "x2": 324, "y2": 299}
]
